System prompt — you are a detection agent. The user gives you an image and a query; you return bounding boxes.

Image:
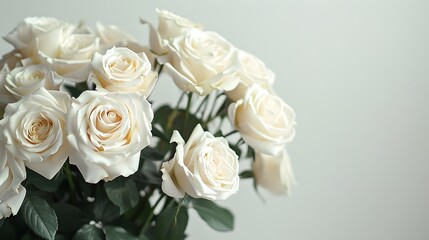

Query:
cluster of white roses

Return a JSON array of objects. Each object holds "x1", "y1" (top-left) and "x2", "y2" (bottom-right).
[
  {"x1": 0, "y1": 9, "x2": 296, "y2": 220},
  {"x1": 144, "y1": 10, "x2": 297, "y2": 196},
  {"x1": 0, "y1": 16, "x2": 156, "y2": 218}
]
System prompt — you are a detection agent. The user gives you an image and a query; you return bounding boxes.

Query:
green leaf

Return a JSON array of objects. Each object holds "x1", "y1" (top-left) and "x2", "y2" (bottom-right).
[
  {"x1": 153, "y1": 105, "x2": 172, "y2": 127},
  {"x1": 52, "y1": 203, "x2": 89, "y2": 233},
  {"x1": 140, "y1": 146, "x2": 166, "y2": 161},
  {"x1": 25, "y1": 169, "x2": 66, "y2": 193},
  {"x1": 0, "y1": 219, "x2": 16, "y2": 239},
  {"x1": 239, "y1": 170, "x2": 254, "y2": 179},
  {"x1": 152, "y1": 126, "x2": 170, "y2": 143},
  {"x1": 73, "y1": 224, "x2": 104, "y2": 240},
  {"x1": 93, "y1": 186, "x2": 120, "y2": 222},
  {"x1": 155, "y1": 201, "x2": 188, "y2": 240},
  {"x1": 105, "y1": 226, "x2": 138, "y2": 240},
  {"x1": 20, "y1": 233, "x2": 33, "y2": 240},
  {"x1": 64, "y1": 81, "x2": 89, "y2": 98},
  {"x1": 135, "y1": 157, "x2": 162, "y2": 186},
  {"x1": 192, "y1": 198, "x2": 234, "y2": 232},
  {"x1": 0, "y1": 218, "x2": 3, "y2": 228},
  {"x1": 214, "y1": 129, "x2": 223, "y2": 137},
  {"x1": 253, "y1": 178, "x2": 266, "y2": 203},
  {"x1": 229, "y1": 144, "x2": 242, "y2": 158},
  {"x1": 104, "y1": 178, "x2": 139, "y2": 214},
  {"x1": 153, "y1": 105, "x2": 200, "y2": 141},
  {"x1": 21, "y1": 196, "x2": 58, "y2": 240},
  {"x1": 55, "y1": 235, "x2": 67, "y2": 240},
  {"x1": 246, "y1": 146, "x2": 255, "y2": 159},
  {"x1": 139, "y1": 235, "x2": 150, "y2": 240},
  {"x1": 214, "y1": 95, "x2": 231, "y2": 118}
]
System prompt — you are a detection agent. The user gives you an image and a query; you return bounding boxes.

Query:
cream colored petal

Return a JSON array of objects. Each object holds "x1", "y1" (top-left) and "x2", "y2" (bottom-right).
[{"x1": 161, "y1": 160, "x2": 185, "y2": 198}]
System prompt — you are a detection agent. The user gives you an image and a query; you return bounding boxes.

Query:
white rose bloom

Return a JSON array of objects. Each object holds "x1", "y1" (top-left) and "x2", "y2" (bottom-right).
[
  {"x1": 66, "y1": 91, "x2": 153, "y2": 183},
  {"x1": 5, "y1": 63, "x2": 62, "y2": 100},
  {"x1": 36, "y1": 27, "x2": 100, "y2": 82},
  {"x1": 4, "y1": 17, "x2": 69, "y2": 59},
  {"x1": 0, "y1": 145, "x2": 27, "y2": 219},
  {"x1": 226, "y1": 50, "x2": 276, "y2": 101},
  {"x1": 156, "y1": 9, "x2": 203, "y2": 41},
  {"x1": 0, "y1": 88, "x2": 70, "y2": 179},
  {"x1": 91, "y1": 47, "x2": 158, "y2": 97},
  {"x1": 141, "y1": 9, "x2": 203, "y2": 55},
  {"x1": 0, "y1": 65, "x2": 15, "y2": 108},
  {"x1": 164, "y1": 29, "x2": 240, "y2": 96},
  {"x1": 228, "y1": 84, "x2": 296, "y2": 156},
  {"x1": 95, "y1": 22, "x2": 144, "y2": 52},
  {"x1": 253, "y1": 150, "x2": 295, "y2": 195},
  {"x1": 161, "y1": 124, "x2": 239, "y2": 200},
  {"x1": 0, "y1": 50, "x2": 23, "y2": 71}
]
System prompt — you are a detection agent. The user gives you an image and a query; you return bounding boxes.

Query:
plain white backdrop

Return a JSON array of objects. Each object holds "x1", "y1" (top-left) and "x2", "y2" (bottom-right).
[{"x1": 1, "y1": 1, "x2": 429, "y2": 239}]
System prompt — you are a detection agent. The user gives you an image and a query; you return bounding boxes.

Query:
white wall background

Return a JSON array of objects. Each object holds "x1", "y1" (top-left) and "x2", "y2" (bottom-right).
[{"x1": 1, "y1": 0, "x2": 429, "y2": 239}]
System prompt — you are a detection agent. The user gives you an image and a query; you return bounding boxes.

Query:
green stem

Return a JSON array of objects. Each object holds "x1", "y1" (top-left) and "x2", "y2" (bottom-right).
[
  {"x1": 141, "y1": 194, "x2": 166, "y2": 233},
  {"x1": 204, "y1": 91, "x2": 224, "y2": 124},
  {"x1": 157, "y1": 63, "x2": 164, "y2": 75},
  {"x1": 174, "y1": 195, "x2": 188, "y2": 226},
  {"x1": 175, "y1": 92, "x2": 186, "y2": 110},
  {"x1": 194, "y1": 94, "x2": 210, "y2": 116},
  {"x1": 183, "y1": 92, "x2": 193, "y2": 129},
  {"x1": 236, "y1": 138, "x2": 245, "y2": 145},
  {"x1": 223, "y1": 130, "x2": 238, "y2": 138},
  {"x1": 64, "y1": 162, "x2": 77, "y2": 200},
  {"x1": 201, "y1": 93, "x2": 213, "y2": 122},
  {"x1": 167, "y1": 92, "x2": 186, "y2": 130},
  {"x1": 129, "y1": 187, "x2": 155, "y2": 222}
]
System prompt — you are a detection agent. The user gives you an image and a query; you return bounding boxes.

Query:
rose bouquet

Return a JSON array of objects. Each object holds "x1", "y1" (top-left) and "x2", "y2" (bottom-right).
[{"x1": 0, "y1": 9, "x2": 296, "y2": 240}]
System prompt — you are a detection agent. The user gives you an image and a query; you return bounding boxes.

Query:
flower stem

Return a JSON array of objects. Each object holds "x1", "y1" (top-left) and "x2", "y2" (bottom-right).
[
  {"x1": 175, "y1": 92, "x2": 186, "y2": 110},
  {"x1": 194, "y1": 94, "x2": 210, "y2": 116},
  {"x1": 205, "y1": 91, "x2": 224, "y2": 124},
  {"x1": 223, "y1": 130, "x2": 238, "y2": 138},
  {"x1": 141, "y1": 194, "x2": 166, "y2": 233},
  {"x1": 157, "y1": 63, "x2": 164, "y2": 75},
  {"x1": 183, "y1": 92, "x2": 193, "y2": 129},
  {"x1": 64, "y1": 162, "x2": 77, "y2": 200},
  {"x1": 167, "y1": 92, "x2": 186, "y2": 130},
  {"x1": 174, "y1": 195, "x2": 188, "y2": 226}
]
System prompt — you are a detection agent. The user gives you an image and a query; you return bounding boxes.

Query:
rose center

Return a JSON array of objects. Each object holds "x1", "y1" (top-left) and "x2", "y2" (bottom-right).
[
  {"x1": 109, "y1": 56, "x2": 136, "y2": 73},
  {"x1": 201, "y1": 144, "x2": 233, "y2": 181},
  {"x1": 26, "y1": 115, "x2": 53, "y2": 144},
  {"x1": 15, "y1": 69, "x2": 45, "y2": 86},
  {"x1": 97, "y1": 109, "x2": 122, "y2": 133}
]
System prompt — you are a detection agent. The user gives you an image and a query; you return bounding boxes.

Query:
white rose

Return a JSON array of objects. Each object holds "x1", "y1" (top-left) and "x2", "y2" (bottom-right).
[
  {"x1": 141, "y1": 9, "x2": 202, "y2": 55},
  {"x1": 228, "y1": 84, "x2": 296, "y2": 155},
  {"x1": 5, "y1": 63, "x2": 62, "y2": 100},
  {"x1": 0, "y1": 50, "x2": 23, "y2": 71},
  {"x1": 36, "y1": 27, "x2": 100, "y2": 82},
  {"x1": 164, "y1": 29, "x2": 240, "y2": 96},
  {"x1": 0, "y1": 88, "x2": 70, "y2": 179},
  {"x1": 156, "y1": 9, "x2": 202, "y2": 41},
  {"x1": 4, "y1": 17, "x2": 69, "y2": 59},
  {"x1": 0, "y1": 145, "x2": 27, "y2": 219},
  {"x1": 253, "y1": 150, "x2": 295, "y2": 195},
  {"x1": 161, "y1": 124, "x2": 239, "y2": 200},
  {"x1": 226, "y1": 50, "x2": 276, "y2": 101},
  {"x1": 0, "y1": 65, "x2": 15, "y2": 108},
  {"x1": 66, "y1": 91, "x2": 153, "y2": 183},
  {"x1": 95, "y1": 22, "x2": 144, "y2": 52},
  {"x1": 91, "y1": 47, "x2": 158, "y2": 97}
]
